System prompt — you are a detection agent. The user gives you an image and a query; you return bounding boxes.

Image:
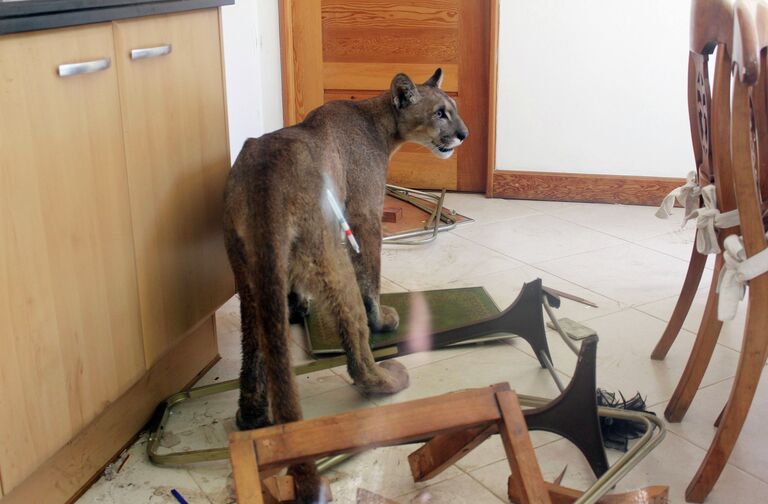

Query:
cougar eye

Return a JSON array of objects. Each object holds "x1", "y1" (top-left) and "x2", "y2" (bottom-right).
[{"x1": 435, "y1": 109, "x2": 446, "y2": 119}]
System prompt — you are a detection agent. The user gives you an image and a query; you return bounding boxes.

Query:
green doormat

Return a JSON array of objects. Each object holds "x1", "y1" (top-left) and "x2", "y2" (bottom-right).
[{"x1": 305, "y1": 287, "x2": 503, "y2": 355}]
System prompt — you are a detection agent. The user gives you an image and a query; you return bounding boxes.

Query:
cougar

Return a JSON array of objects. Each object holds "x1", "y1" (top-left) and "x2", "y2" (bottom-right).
[{"x1": 222, "y1": 68, "x2": 468, "y2": 501}]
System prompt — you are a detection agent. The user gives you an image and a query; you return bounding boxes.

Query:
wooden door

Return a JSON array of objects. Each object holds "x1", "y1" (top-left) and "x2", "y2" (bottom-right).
[
  {"x1": 280, "y1": 0, "x2": 491, "y2": 192},
  {"x1": 0, "y1": 24, "x2": 145, "y2": 493},
  {"x1": 114, "y1": 9, "x2": 234, "y2": 366}
]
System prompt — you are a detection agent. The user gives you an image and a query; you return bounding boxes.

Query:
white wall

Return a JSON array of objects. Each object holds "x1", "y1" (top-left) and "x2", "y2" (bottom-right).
[
  {"x1": 495, "y1": 0, "x2": 693, "y2": 178},
  {"x1": 220, "y1": 0, "x2": 284, "y2": 163}
]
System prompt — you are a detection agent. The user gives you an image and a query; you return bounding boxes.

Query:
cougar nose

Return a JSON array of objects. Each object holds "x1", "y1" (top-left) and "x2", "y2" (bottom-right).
[{"x1": 456, "y1": 129, "x2": 468, "y2": 142}]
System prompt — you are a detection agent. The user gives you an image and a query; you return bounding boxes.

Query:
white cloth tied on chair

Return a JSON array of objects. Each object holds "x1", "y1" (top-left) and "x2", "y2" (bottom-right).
[
  {"x1": 683, "y1": 185, "x2": 741, "y2": 254},
  {"x1": 716, "y1": 233, "x2": 768, "y2": 320},
  {"x1": 656, "y1": 171, "x2": 701, "y2": 222}
]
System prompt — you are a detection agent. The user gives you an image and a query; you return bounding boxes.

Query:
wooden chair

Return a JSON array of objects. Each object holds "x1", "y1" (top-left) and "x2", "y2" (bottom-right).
[
  {"x1": 651, "y1": 0, "x2": 742, "y2": 424},
  {"x1": 685, "y1": 1, "x2": 768, "y2": 500},
  {"x1": 228, "y1": 383, "x2": 553, "y2": 504}
]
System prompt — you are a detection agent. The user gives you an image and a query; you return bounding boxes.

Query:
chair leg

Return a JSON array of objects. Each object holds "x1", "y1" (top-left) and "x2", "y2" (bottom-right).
[
  {"x1": 651, "y1": 238, "x2": 708, "y2": 360},
  {"x1": 665, "y1": 256, "x2": 724, "y2": 422},
  {"x1": 685, "y1": 280, "x2": 768, "y2": 503}
]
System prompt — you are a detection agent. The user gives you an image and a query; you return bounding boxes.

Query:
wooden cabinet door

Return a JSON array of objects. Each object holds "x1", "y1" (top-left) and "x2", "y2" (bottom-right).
[
  {"x1": 0, "y1": 24, "x2": 145, "y2": 493},
  {"x1": 114, "y1": 9, "x2": 234, "y2": 366},
  {"x1": 280, "y1": 0, "x2": 491, "y2": 191}
]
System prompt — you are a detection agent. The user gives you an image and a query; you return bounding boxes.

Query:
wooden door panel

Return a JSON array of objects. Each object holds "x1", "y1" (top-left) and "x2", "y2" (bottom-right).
[
  {"x1": 283, "y1": 0, "x2": 491, "y2": 191},
  {"x1": 322, "y1": 0, "x2": 459, "y2": 64},
  {"x1": 114, "y1": 10, "x2": 234, "y2": 366},
  {"x1": 323, "y1": 62, "x2": 459, "y2": 92},
  {"x1": 388, "y1": 150, "x2": 458, "y2": 188},
  {"x1": 0, "y1": 24, "x2": 145, "y2": 492}
]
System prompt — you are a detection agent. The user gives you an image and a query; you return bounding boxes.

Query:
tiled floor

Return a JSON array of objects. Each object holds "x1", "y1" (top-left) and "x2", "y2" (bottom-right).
[{"x1": 78, "y1": 194, "x2": 768, "y2": 503}]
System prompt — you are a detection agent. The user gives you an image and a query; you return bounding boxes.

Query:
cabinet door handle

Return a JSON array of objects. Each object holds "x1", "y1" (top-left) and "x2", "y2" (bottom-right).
[
  {"x1": 130, "y1": 44, "x2": 172, "y2": 60},
  {"x1": 57, "y1": 58, "x2": 111, "y2": 77}
]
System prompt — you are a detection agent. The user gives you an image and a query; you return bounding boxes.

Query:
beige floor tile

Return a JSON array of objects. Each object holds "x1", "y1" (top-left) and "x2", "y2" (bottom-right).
[
  {"x1": 636, "y1": 288, "x2": 747, "y2": 353},
  {"x1": 453, "y1": 430, "x2": 560, "y2": 474},
  {"x1": 398, "y1": 472, "x2": 505, "y2": 503},
  {"x1": 370, "y1": 342, "x2": 563, "y2": 408},
  {"x1": 453, "y1": 213, "x2": 625, "y2": 264},
  {"x1": 188, "y1": 462, "x2": 235, "y2": 504},
  {"x1": 615, "y1": 432, "x2": 768, "y2": 503},
  {"x1": 660, "y1": 375, "x2": 768, "y2": 481},
  {"x1": 77, "y1": 434, "x2": 210, "y2": 504},
  {"x1": 440, "y1": 191, "x2": 540, "y2": 225},
  {"x1": 381, "y1": 234, "x2": 522, "y2": 291},
  {"x1": 196, "y1": 357, "x2": 241, "y2": 387},
  {"x1": 326, "y1": 444, "x2": 464, "y2": 501},
  {"x1": 549, "y1": 202, "x2": 685, "y2": 242},
  {"x1": 514, "y1": 309, "x2": 740, "y2": 406},
  {"x1": 636, "y1": 229, "x2": 717, "y2": 270},
  {"x1": 433, "y1": 263, "x2": 625, "y2": 323},
  {"x1": 515, "y1": 199, "x2": 584, "y2": 214},
  {"x1": 471, "y1": 432, "x2": 768, "y2": 504},
  {"x1": 535, "y1": 244, "x2": 692, "y2": 306},
  {"x1": 300, "y1": 383, "x2": 378, "y2": 419}
]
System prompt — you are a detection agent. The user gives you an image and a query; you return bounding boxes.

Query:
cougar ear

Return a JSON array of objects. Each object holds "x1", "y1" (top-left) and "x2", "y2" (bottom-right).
[
  {"x1": 391, "y1": 73, "x2": 420, "y2": 109},
  {"x1": 423, "y1": 67, "x2": 443, "y2": 88}
]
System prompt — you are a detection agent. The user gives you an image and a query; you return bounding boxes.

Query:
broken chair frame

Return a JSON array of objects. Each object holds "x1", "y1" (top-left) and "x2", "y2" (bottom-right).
[
  {"x1": 146, "y1": 280, "x2": 665, "y2": 503},
  {"x1": 229, "y1": 382, "x2": 666, "y2": 504},
  {"x1": 382, "y1": 185, "x2": 461, "y2": 245}
]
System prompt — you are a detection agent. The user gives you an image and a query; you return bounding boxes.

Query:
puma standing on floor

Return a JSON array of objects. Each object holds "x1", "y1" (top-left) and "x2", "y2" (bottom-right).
[{"x1": 222, "y1": 68, "x2": 468, "y2": 502}]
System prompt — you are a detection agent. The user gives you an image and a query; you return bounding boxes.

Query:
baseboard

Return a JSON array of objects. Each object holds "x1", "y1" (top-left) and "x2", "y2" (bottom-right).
[
  {"x1": 2, "y1": 316, "x2": 220, "y2": 504},
  {"x1": 490, "y1": 170, "x2": 684, "y2": 206}
]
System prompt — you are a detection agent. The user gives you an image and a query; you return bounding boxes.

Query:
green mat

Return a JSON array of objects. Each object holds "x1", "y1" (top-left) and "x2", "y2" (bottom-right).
[{"x1": 304, "y1": 287, "x2": 502, "y2": 355}]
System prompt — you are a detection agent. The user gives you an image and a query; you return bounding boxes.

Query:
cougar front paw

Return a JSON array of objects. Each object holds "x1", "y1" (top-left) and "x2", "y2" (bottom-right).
[
  {"x1": 356, "y1": 359, "x2": 410, "y2": 395},
  {"x1": 368, "y1": 303, "x2": 400, "y2": 332}
]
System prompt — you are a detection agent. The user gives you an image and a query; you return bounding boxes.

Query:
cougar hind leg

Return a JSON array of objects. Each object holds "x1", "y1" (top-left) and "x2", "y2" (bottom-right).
[
  {"x1": 236, "y1": 229, "x2": 323, "y2": 503},
  {"x1": 225, "y1": 230, "x2": 272, "y2": 430},
  {"x1": 299, "y1": 234, "x2": 409, "y2": 395}
]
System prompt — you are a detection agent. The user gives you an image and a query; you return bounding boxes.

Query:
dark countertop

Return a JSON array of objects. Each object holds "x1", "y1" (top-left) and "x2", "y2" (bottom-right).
[{"x1": 0, "y1": 0, "x2": 234, "y2": 35}]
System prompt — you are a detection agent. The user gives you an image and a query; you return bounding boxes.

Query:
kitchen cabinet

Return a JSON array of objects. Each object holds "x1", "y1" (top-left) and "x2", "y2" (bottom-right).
[
  {"x1": 114, "y1": 9, "x2": 233, "y2": 366},
  {"x1": 0, "y1": 4, "x2": 233, "y2": 501}
]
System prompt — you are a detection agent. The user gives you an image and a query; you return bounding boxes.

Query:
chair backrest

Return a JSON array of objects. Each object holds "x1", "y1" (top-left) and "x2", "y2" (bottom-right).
[
  {"x1": 690, "y1": 0, "x2": 736, "y2": 206},
  {"x1": 731, "y1": 0, "x2": 768, "y2": 257},
  {"x1": 733, "y1": 0, "x2": 768, "y2": 206}
]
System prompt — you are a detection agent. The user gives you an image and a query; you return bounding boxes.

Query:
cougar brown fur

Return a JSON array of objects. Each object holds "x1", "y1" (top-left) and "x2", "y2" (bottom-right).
[{"x1": 222, "y1": 68, "x2": 468, "y2": 502}]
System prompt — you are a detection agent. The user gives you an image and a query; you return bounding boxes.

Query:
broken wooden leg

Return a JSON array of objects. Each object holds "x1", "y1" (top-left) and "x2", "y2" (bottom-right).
[
  {"x1": 497, "y1": 390, "x2": 551, "y2": 504},
  {"x1": 409, "y1": 336, "x2": 608, "y2": 482},
  {"x1": 399, "y1": 279, "x2": 554, "y2": 368}
]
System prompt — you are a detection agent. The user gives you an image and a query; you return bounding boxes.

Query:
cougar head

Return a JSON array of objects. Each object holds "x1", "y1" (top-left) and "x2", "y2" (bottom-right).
[{"x1": 390, "y1": 68, "x2": 468, "y2": 159}]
